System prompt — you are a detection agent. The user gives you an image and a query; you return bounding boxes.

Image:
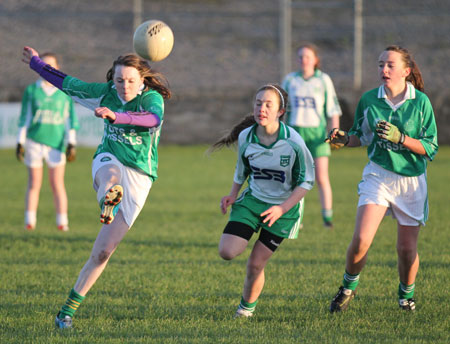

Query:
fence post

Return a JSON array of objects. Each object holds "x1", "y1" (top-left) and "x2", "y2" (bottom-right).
[
  {"x1": 354, "y1": 0, "x2": 363, "y2": 91},
  {"x1": 280, "y1": 0, "x2": 292, "y2": 82}
]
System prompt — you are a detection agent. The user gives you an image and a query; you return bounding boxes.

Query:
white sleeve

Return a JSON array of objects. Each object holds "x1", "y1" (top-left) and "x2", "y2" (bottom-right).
[
  {"x1": 323, "y1": 74, "x2": 342, "y2": 118},
  {"x1": 233, "y1": 130, "x2": 249, "y2": 185},
  {"x1": 67, "y1": 129, "x2": 77, "y2": 145},
  {"x1": 17, "y1": 126, "x2": 27, "y2": 145}
]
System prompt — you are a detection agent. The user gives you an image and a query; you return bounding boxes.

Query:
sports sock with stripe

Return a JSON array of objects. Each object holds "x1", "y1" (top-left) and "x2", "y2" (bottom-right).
[
  {"x1": 322, "y1": 209, "x2": 333, "y2": 223},
  {"x1": 398, "y1": 282, "x2": 415, "y2": 300},
  {"x1": 58, "y1": 288, "x2": 85, "y2": 319},
  {"x1": 342, "y1": 270, "x2": 360, "y2": 291},
  {"x1": 238, "y1": 296, "x2": 258, "y2": 313}
]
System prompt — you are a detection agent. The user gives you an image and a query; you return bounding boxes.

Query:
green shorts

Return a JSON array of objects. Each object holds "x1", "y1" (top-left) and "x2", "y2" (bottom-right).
[
  {"x1": 229, "y1": 190, "x2": 304, "y2": 239},
  {"x1": 293, "y1": 126, "x2": 331, "y2": 158}
]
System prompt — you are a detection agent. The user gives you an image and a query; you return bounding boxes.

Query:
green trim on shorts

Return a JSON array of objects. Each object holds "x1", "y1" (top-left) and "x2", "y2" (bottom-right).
[
  {"x1": 292, "y1": 126, "x2": 330, "y2": 158},
  {"x1": 229, "y1": 189, "x2": 303, "y2": 239}
]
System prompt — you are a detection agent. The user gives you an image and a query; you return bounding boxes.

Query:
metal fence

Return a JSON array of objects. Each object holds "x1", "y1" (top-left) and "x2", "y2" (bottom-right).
[{"x1": 1, "y1": 0, "x2": 449, "y2": 144}]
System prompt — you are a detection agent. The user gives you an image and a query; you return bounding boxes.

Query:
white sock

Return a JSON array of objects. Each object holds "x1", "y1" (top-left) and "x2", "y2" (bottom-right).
[
  {"x1": 25, "y1": 211, "x2": 37, "y2": 226},
  {"x1": 56, "y1": 213, "x2": 68, "y2": 226}
]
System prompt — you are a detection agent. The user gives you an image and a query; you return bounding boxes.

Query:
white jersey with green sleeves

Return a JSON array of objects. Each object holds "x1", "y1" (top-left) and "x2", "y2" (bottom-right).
[
  {"x1": 19, "y1": 81, "x2": 78, "y2": 151},
  {"x1": 281, "y1": 69, "x2": 342, "y2": 128},
  {"x1": 61, "y1": 76, "x2": 164, "y2": 180},
  {"x1": 234, "y1": 122, "x2": 315, "y2": 204},
  {"x1": 350, "y1": 83, "x2": 438, "y2": 177}
]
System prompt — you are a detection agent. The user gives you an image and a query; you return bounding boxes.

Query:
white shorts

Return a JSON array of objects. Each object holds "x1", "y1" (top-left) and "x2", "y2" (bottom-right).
[
  {"x1": 357, "y1": 162, "x2": 428, "y2": 226},
  {"x1": 92, "y1": 153, "x2": 152, "y2": 228},
  {"x1": 24, "y1": 139, "x2": 66, "y2": 168}
]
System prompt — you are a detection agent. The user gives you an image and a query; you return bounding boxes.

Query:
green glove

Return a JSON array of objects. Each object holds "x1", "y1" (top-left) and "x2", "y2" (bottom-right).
[
  {"x1": 376, "y1": 120, "x2": 404, "y2": 144},
  {"x1": 324, "y1": 128, "x2": 349, "y2": 149},
  {"x1": 16, "y1": 143, "x2": 25, "y2": 162}
]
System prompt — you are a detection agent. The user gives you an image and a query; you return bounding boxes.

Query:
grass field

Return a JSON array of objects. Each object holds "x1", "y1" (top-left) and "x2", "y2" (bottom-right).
[{"x1": 0, "y1": 145, "x2": 449, "y2": 344}]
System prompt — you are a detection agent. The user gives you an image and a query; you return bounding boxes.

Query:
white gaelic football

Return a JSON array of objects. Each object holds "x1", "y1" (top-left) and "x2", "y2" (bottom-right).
[{"x1": 133, "y1": 20, "x2": 174, "y2": 62}]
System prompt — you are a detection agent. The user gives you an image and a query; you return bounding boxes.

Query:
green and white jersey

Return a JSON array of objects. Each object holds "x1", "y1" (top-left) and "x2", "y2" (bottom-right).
[
  {"x1": 234, "y1": 122, "x2": 315, "y2": 204},
  {"x1": 350, "y1": 83, "x2": 438, "y2": 176},
  {"x1": 282, "y1": 69, "x2": 342, "y2": 138},
  {"x1": 19, "y1": 81, "x2": 78, "y2": 151},
  {"x1": 61, "y1": 76, "x2": 164, "y2": 180}
]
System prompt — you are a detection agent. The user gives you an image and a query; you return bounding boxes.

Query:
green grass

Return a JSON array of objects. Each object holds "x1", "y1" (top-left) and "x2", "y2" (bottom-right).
[{"x1": 0, "y1": 145, "x2": 449, "y2": 344}]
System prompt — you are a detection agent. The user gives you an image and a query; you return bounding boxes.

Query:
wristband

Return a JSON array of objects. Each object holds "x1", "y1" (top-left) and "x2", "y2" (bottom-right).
[{"x1": 399, "y1": 133, "x2": 405, "y2": 144}]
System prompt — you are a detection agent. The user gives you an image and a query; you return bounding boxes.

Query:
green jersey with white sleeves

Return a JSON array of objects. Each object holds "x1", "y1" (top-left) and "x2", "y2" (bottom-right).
[
  {"x1": 61, "y1": 76, "x2": 164, "y2": 180},
  {"x1": 234, "y1": 122, "x2": 315, "y2": 204},
  {"x1": 349, "y1": 83, "x2": 438, "y2": 177},
  {"x1": 282, "y1": 69, "x2": 342, "y2": 137},
  {"x1": 19, "y1": 81, "x2": 78, "y2": 151}
]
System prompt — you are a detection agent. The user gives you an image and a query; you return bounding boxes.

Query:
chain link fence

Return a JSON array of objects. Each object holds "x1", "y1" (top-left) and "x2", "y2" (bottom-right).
[{"x1": 1, "y1": 0, "x2": 449, "y2": 144}]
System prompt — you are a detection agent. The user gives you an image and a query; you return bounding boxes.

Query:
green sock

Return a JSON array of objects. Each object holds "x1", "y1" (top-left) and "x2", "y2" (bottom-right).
[
  {"x1": 239, "y1": 296, "x2": 258, "y2": 313},
  {"x1": 59, "y1": 288, "x2": 85, "y2": 319},
  {"x1": 343, "y1": 270, "x2": 360, "y2": 291},
  {"x1": 322, "y1": 209, "x2": 333, "y2": 223},
  {"x1": 398, "y1": 282, "x2": 415, "y2": 299}
]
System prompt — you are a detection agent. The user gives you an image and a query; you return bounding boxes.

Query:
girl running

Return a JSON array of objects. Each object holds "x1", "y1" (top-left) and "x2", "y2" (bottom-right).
[
  {"x1": 326, "y1": 45, "x2": 438, "y2": 312},
  {"x1": 212, "y1": 83, "x2": 315, "y2": 317}
]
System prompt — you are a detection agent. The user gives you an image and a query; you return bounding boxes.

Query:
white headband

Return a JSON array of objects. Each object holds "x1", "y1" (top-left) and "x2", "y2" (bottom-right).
[{"x1": 263, "y1": 84, "x2": 285, "y2": 110}]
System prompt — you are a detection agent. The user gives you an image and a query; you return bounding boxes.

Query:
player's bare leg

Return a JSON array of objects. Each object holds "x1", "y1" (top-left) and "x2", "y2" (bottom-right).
[
  {"x1": 330, "y1": 204, "x2": 387, "y2": 313},
  {"x1": 345, "y1": 204, "x2": 387, "y2": 274},
  {"x1": 234, "y1": 241, "x2": 273, "y2": 317},
  {"x1": 74, "y1": 210, "x2": 130, "y2": 296},
  {"x1": 218, "y1": 233, "x2": 249, "y2": 260},
  {"x1": 243, "y1": 240, "x2": 273, "y2": 302},
  {"x1": 397, "y1": 224, "x2": 420, "y2": 310},
  {"x1": 48, "y1": 165, "x2": 69, "y2": 231},
  {"x1": 25, "y1": 166, "x2": 43, "y2": 230},
  {"x1": 315, "y1": 156, "x2": 333, "y2": 227}
]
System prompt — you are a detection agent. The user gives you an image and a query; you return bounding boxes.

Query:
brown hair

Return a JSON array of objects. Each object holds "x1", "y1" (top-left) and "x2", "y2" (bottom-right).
[
  {"x1": 106, "y1": 54, "x2": 171, "y2": 99},
  {"x1": 385, "y1": 45, "x2": 424, "y2": 92},
  {"x1": 210, "y1": 83, "x2": 288, "y2": 151},
  {"x1": 297, "y1": 43, "x2": 321, "y2": 70}
]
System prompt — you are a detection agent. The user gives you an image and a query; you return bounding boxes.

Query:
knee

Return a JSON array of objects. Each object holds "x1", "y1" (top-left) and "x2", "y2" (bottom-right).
[
  {"x1": 246, "y1": 260, "x2": 264, "y2": 277},
  {"x1": 397, "y1": 243, "x2": 417, "y2": 259},
  {"x1": 349, "y1": 238, "x2": 371, "y2": 257},
  {"x1": 219, "y1": 247, "x2": 236, "y2": 260}
]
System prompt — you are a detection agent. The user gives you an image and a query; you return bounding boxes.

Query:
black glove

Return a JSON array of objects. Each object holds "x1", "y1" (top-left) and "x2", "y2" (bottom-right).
[
  {"x1": 66, "y1": 144, "x2": 76, "y2": 162},
  {"x1": 16, "y1": 143, "x2": 25, "y2": 162},
  {"x1": 324, "y1": 128, "x2": 349, "y2": 149}
]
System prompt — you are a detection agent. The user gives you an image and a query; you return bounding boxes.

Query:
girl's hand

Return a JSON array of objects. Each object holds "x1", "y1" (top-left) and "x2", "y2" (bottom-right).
[
  {"x1": 95, "y1": 107, "x2": 117, "y2": 122},
  {"x1": 261, "y1": 205, "x2": 284, "y2": 227},
  {"x1": 325, "y1": 128, "x2": 349, "y2": 149},
  {"x1": 22, "y1": 46, "x2": 39, "y2": 64},
  {"x1": 220, "y1": 195, "x2": 236, "y2": 214}
]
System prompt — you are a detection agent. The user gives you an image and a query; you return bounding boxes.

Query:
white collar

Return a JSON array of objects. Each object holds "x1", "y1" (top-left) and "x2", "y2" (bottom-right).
[{"x1": 377, "y1": 82, "x2": 416, "y2": 110}]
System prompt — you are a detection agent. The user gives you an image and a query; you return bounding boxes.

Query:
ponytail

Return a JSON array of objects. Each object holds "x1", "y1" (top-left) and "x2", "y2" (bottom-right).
[{"x1": 210, "y1": 83, "x2": 287, "y2": 152}]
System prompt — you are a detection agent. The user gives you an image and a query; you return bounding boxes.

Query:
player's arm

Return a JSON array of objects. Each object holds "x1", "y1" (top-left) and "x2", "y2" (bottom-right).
[
  {"x1": 327, "y1": 115, "x2": 340, "y2": 133},
  {"x1": 95, "y1": 108, "x2": 161, "y2": 128},
  {"x1": 261, "y1": 186, "x2": 309, "y2": 227},
  {"x1": 22, "y1": 47, "x2": 67, "y2": 90},
  {"x1": 376, "y1": 120, "x2": 426, "y2": 155},
  {"x1": 220, "y1": 182, "x2": 242, "y2": 215}
]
